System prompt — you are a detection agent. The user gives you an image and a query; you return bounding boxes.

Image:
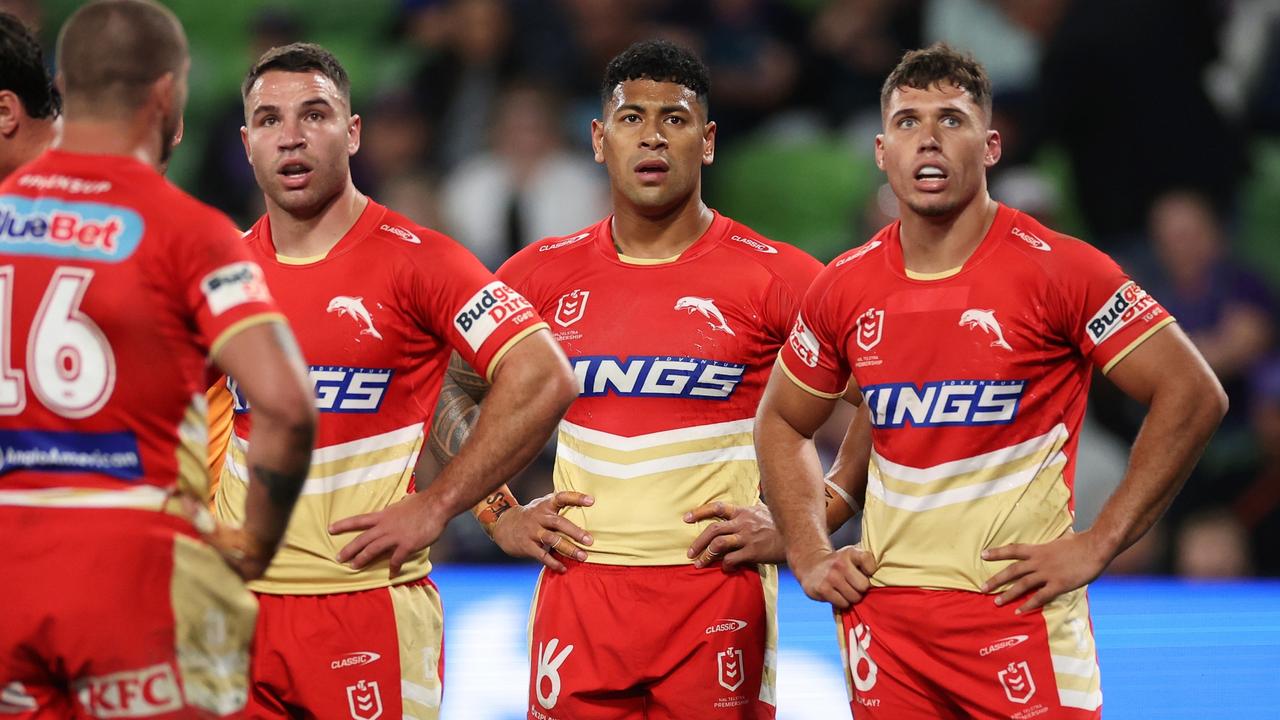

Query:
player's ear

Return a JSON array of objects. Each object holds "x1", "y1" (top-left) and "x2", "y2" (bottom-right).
[
  {"x1": 591, "y1": 118, "x2": 605, "y2": 165},
  {"x1": 347, "y1": 113, "x2": 361, "y2": 156},
  {"x1": 240, "y1": 125, "x2": 252, "y2": 165},
  {"x1": 702, "y1": 119, "x2": 716, "y2": 167},
  {"x1": 874, "y1": 134, "x2": 886, "y2": 171},
  {"x1": 0, "y1": 91, "x2": 20, "y2": 137},
  {"x1": 151, "y1": 71, "x2": 176, "y2": 122},
  {"x1": 984, "y1": 129, "x2": 1001, "y2": 168}
]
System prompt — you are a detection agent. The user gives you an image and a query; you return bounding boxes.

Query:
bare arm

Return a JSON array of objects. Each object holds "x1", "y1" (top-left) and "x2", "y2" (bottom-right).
[
  {"x1": 422, "y1": 351, "x2": 593, "y2": 571},
  {"x1": 756, "y1": 362, "x2": 875, "y2": 608},
  {"x1": 984, "y1": 325, "x2": 1227, "y2": 611},
  {"x1": 823, "y1": 401, "x2": 872, "y2": 533},
  {"x1": 209, "y1": 321, "x2": 317, "y2": 580},
  {"x1": 332, "y1": 330, "x2": 580, "y2": 574}
]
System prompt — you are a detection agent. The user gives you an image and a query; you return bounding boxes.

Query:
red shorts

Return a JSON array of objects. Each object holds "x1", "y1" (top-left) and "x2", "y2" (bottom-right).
[
  {"x1": 0, "y1": 506, "x2": 258, "y2": 719},
  {"x1": 246, "y1": 576, "x2": 444, "y2": 719},
  {"x1": 837, "y1": 587, "x2": 1103, "y2": 720},
  {"x1": 527, "y1": 561, "x2": 777, "y2": 720}
]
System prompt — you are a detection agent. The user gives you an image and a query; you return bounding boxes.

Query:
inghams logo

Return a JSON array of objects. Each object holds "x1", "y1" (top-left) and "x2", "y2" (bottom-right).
[
  {"x1": 571, "y1": 356, "x2": 746, "y2": 399},
  {"x1": 864, "y1": 379, "x2": 1025, "y2": 428}
]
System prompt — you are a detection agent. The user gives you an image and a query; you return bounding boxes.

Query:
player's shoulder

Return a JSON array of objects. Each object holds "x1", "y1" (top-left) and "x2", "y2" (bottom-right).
[
  {"x1": 825, "y1": 225, "x2": 892, "y2": 278},
  {"x1": 998, "y1": 207, "x2": 1118, "y2": 275},
  {"x1": 715, "y1": 216, "x2": 823, "y2": 276},
  {"x1": 504, "y1": 218, "x2": 605, "y2": 278},
  {"x1": 365, "y1": 206, "x2": 476, "y2": 264}
]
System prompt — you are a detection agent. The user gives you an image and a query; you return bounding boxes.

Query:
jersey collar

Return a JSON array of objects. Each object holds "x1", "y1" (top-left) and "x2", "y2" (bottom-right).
[
  {"x1": 255, "y1": 198, "x2": 386, "y2": 267},
  {"x1": 884, "y1": 202, "x2": 1016, "y2": 283},
  {"x1": 594, "y1": 210, "x2": 731, "y2": 268}
]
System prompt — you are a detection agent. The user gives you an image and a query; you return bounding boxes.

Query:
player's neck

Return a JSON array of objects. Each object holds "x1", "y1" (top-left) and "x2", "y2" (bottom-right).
[
  {"x1": 610, "y1": 193, "x2": 714, "y2": 259},
  {"x1": 898, "y1": 194, "x2": 998, "y2": 275},
  {"x1": 2, "y1": 119, "x2": 56, "y2": 176},
  {"x1": 56, "y1": 119, "x2": 164, "y2": 170},
  {"x1": 267, "y1": 181, "x2": 369, "y2": 259}
]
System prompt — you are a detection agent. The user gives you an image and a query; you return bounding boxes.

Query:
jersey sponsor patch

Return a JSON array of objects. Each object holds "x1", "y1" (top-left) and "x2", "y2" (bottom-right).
[
  {"x1": 453, "y1": 281, "x2": 535, "y2": 352},
  {"x1": 1086, "y1": 280, "x2": 1159, "y2": 346},
  {"x1": 863, "y1": 379, "x2": 1026, "y2": 428},
  {"x1": 572, "y1": 355, "x2": 747, "y2": 399},
  {"x1": 788, "y1": 314, "x2": 821, "y2": 368},
  {"x1": 0, "y1": 428, "x2": 143, "y2": 479},
  {"x1": 200, "y1": 261, "x2": 271, "y2": 316},
  {"x1": 73, "y1": 662, "x2": 182, "y2": 718},
  {"x1": 229, "y1": 366, "x2": 393, "y2": 414},
  {"x1": 0, "y1": 195, "x2": 142, "y2": 261},
  {"x1": 538, "y1": 232, "x2": 590, "y2": 252},
  {"x1": 379, "y1": 224, "x2": 420, "y2": 244}
]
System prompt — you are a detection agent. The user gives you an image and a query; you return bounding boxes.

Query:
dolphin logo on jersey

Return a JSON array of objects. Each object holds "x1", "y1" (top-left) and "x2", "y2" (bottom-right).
[
  {"x1": 327, "y1": 296, "x2": 383, "y2": 341},
  {"x1": 960, "y1": 309, "x2": 1012, "y2": 351},
  {"x1": 675, "y1": 296, "x2": 735, "y2": 336}
]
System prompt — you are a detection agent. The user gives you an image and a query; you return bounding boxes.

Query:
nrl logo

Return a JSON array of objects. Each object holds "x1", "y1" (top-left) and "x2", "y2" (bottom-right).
[
  {"x1": 856, "y1": 308, "x2": 884, "y2": 351},
  {"x1": 554, "y1": 289, "x2": 589, "y2": 327}
]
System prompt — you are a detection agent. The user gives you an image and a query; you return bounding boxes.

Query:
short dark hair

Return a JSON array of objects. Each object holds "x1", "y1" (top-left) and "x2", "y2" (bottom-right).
[
  {"x1": 0, "y1": 12, "x2": 59, "y2": 119},
  {"x1": 242, "y1": 42, "x2": 351, "y2": 107},
  {"x1": 600, "y1": 39, "x2": 710, "y2": 109},
  {"x1": 57, "y1": 0, "x2": 186, "y2": 116},
  {"x1": 881, "y1": 43, "x2": 992, "y2": 117}
]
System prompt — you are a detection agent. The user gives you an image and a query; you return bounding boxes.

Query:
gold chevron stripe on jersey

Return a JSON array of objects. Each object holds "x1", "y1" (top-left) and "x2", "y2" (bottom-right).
[
  {"x1": 1044, "y1": 588, "x2": 1102, "y2": 711},
  {"x1": 863, "y1": 423, "x2": 1075, "y2": 592},
  {"x1": 553, "y1": 418, "x2": 762, "y2": 565},
  {"x1": 215, "y1": 422, "x2": 428, "y2": 594}
]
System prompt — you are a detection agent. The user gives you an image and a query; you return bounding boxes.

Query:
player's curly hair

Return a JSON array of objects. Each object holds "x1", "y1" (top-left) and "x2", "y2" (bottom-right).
[
  {"x1": 0, "y1": 12, "x2": 60, "y2": 119},
  {"x1": 881, "y1": 43, "x2": 992, "y2": 117},
  {"x1": 242, "y1": 42, "x2": 351, "y2": 108},
  {"x1": 600, "y1": 39, "x2": 710, "y2": 109}
]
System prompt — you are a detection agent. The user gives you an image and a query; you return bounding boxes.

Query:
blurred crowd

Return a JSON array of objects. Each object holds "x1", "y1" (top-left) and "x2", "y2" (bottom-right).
[{"x1": 11, "y1": 0, "x2": 1280, "y2": 578}]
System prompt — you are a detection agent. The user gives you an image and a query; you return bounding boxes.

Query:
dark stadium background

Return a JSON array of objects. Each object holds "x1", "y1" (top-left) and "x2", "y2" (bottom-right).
[{"x1": 11, "y1": 0, "x2": 1280, "y2": 716}]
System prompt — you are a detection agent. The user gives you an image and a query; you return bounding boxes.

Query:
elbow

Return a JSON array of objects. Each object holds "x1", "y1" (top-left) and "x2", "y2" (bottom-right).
[
  {"x1": 1208, "y1": 378, "x2": 1229, "y2": 424},
  {"x1": 542, "y1": 361, "x2": 579, "y2": 416},
  {"x1": 255, "y1": 387, "x2": 318, "y2": 446}
]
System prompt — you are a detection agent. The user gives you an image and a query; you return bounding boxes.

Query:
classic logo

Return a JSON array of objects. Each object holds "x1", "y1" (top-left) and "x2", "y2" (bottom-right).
[
  {"x1": 331, "y1": 652, "x2": 381, "y2": 670},
  {"x1": 554, "y1": 289, "x2": 590, "y2": 327},
  {"x1": 453, "y1": 281, "x2": 535, "y2": 352},
  {"x1": 379, "y1": 224, "x2": 420, "y2": 244},
  {"x1": 717, "y1": 647, "x2": 745, "y2": 692},
  {"x1": 1012, "y1": 226, "x2": 1051, "y2": 252},
  {"x1": 835, "y1": 239, "x2": 883, "y2": 267},
  {"x1": 788, "y1": 314, "x2": 821, "y2": 368},
  {"x1": 730, "y1": 234, "x2": 777, "y2": 254},
  {"x1": 74, "y1": 662, "x2": 182, "y2": 718},
  {"x1": 980, "y1": 635, "x2": 1029, "y2": 657},
  {"x1": 346, "y1": 680, "x2": 382, "y2": 720},
  {"x1": 327, "y1": 296, "x2": 383, "y2": 341},
  {"x1": 856, "y1": 308, "x2": 885, "y2": 352},
  {"x1": 535, "y1": 638, "x2": 574, "y2": 710},
  {"x1": 998, "y1": 661, "x2": 1037, "y2": 704},
  {"x1": 1087, "y1": 281, "x2": 1159, "y2": 345},
  {"x1": 0, "y1": 681, "x2": 36, "y2": 712},
  {"x1": 539, "y1": 231, "x2": 590, "y2": 252},
  {"x1": 960, "y1": 309, "x2": 1013, "y2": 351},
  {"x1": 705, "y1": 619, "x2": 748, "y2": 635},
  {"x1": 675, "y1": 296, "x2": 735, "y2": 336},
  {"x1": 848, "y1": 623, "x2": 878, "y2": 693},
  {"x1": 201, "y1": 261, "x2": 271, "y2": 316}
]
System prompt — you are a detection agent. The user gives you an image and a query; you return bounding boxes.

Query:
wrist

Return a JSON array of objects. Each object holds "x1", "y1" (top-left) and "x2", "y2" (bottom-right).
[{"x1": 787, "y1": 543, "x2": 833, "y2": 575}]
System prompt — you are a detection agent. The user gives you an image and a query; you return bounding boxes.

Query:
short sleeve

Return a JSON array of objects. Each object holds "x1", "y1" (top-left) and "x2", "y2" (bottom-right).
[
  {"x1": 776, "y1": 265, "x2": 853, "y2": 399},
  {"x1": 761, "y1": 246, "x2": 824, "y2": 345},
  {"x1": 409, "y1": 235, "x2": 548, "y2": 381},
  {"x1": 175, "y1": 213, "x2": 281, "y2": 357},
  {"x1": 1054, "y1": 241, "x2": 1175, "y2": 374}
]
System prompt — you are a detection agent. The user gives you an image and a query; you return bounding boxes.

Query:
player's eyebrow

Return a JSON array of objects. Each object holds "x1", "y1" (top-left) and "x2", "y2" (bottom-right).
[
  {"x1": 251, "y1": 97, "x2": 335, "y2": 119},
  {"x1": 889, "y1": 103, "x2": 971, "y2": 123},
  {"x1": 614, "y1": 102, "x2": 691, "y2": 116}
]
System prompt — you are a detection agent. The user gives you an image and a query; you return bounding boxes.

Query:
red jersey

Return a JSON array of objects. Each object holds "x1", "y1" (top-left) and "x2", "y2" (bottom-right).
[
  {"x1": 214, "y1": 200, "x2": 547, "y2": 594},
  {"x1": 500, "y1": 212, "x2": 822, "y2": 565},
  {"x1": 0, "y1": 150, "x2": 279, "y2": 508},
  {"x1": 779, "y1": 203, "x2": 1174, "y2": 592}
]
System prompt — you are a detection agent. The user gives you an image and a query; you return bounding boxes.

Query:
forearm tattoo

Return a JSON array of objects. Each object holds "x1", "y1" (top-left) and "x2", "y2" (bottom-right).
[{"x1": 429, "y1": 376, "x2": 481, "y2": 466}]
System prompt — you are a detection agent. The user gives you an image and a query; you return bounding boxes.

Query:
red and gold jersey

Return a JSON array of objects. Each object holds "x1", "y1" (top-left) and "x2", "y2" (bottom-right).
[
  {"x1": 214, "y1": 200, "x2": 546, "y2": 594},
  {"x1": 780, "y1": 203, "x2": 1174, "y2": 592},
  {"x1": 0, "y1": 150, "x2": 280, "y2": 508},
  {"x1": 500, "y1": 211, "x2": 821, "y2": 565}
]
